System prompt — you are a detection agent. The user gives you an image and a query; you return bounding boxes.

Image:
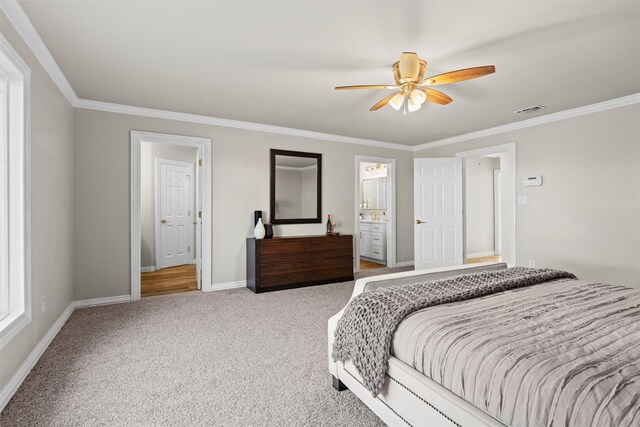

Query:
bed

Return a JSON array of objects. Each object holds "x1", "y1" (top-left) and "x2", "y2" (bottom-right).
[{"x1": 327, "y1": 263, "x2": 640, "y2": 427}]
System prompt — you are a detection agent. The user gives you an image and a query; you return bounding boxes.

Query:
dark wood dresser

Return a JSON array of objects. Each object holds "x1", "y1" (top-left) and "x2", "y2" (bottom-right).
[{"x1": 246, "y1": 235, "x2": 354, "y2": 293}]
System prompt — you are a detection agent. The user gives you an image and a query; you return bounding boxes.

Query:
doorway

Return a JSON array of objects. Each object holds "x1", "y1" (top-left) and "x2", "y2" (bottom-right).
[
  {"x1": 457, "y1": 143, "x2": 516, "y2": 267},
  {"x1": 141, "y1": 152, "x2": 198, "y2": 297},
  {"x1": 463, "y1": 155, "x2": 502, "y2": 264},
  {"x1": 131, "y1": 131, "x2": 212, "y2": 300},
  {"x1": 354, "y1": 156, "x2": 397, "y2": 272}
]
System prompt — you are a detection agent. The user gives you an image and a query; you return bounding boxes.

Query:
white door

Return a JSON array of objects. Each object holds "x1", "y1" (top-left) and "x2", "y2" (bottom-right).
[
  {"x1": 414, "y1": 158, "x2": 463, "y2": 270},
  {"x1": 156, "y1": 159, "x2": 193, "y2": 269}
]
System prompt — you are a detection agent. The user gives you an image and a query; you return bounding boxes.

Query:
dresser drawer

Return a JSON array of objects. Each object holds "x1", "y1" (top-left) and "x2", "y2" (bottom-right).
[
  {"x1": 311, "y1": 247, "x2": 352, "y2": 260},
  {"x1": 259, "y1": 262, "x2": 310, "y2": 287},
  {"x1": 359, "y1": 223, "x2": 371, "y2": 231},
  {"x1": 371, "y1": 223, "x2": 386, "y2": 233},
  {"x1": 259, "y1": 240, "x2": 309, "y2": 263},
  {"x1": 310, "y1": 258, "x2": 353, "y2": 282}
]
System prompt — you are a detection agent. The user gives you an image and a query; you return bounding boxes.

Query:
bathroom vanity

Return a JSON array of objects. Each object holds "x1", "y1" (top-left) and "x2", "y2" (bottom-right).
[{"x1": 359, "y1": 220, "x2": 386, "y2": 263}]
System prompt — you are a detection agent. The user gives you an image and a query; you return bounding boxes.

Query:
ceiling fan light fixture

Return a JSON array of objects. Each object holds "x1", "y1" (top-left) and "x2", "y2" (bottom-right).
[
  {"x1": 410, "y1": 89, "x2": 427, "y2": 105},
  {"x1": 388, "y1": 93, "x2": 405, "y2": 110},
  {"x1": 407, "y1": 98, "x2": 422, "y2": 112},
  {"x1": 335, "y1": 52, "x2": 494, "y2": 114}
]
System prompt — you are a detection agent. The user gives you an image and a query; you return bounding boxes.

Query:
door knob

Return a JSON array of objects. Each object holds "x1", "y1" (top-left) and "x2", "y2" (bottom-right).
[
  {"x1": 416, "y1": 219, "x2": 425, "y2": 224},
  {"x1": 161, "y1": 219, "x2": 167, "y2": 224}
]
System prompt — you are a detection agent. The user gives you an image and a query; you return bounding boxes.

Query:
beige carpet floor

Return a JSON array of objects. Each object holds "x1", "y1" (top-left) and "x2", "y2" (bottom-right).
[{"x1": 1, "y1": 267, "x2": 411, "y2": 426}]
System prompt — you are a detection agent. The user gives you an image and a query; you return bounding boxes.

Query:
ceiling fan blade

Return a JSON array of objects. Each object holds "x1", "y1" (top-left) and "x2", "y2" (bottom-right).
[
  {"x1": 335, "y1": 84, "x2": 398, "y2": 90},
  {"x1": 398, "y1": 52, "x2": 420, "y2": 80},
  {"x1": 421, "y1": 65, "x2": 495, "y2": 86},
  {"x1": 370, "y1": 92, "x2": 402, "y2": 111},
  {"x1": 421, "y1": 88, "x2": 453, "y2": 105}
]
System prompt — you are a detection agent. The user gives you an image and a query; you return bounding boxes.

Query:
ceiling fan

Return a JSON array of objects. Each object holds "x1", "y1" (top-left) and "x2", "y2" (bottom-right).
[{"x1": 335, "y1": 52, "x2": 495, "y2": 113}]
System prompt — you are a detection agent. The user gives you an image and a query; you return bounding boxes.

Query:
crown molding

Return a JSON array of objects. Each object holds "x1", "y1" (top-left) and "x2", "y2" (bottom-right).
[
  {"x1": 0, "y1": 0, "x2": 79, "y2": 105},
  {"x1": 412, "y1": 93, "x2": 640, "y2": 152},
  {"x1": 74, "y1": 98, "x2": 413, "y2": 151}
]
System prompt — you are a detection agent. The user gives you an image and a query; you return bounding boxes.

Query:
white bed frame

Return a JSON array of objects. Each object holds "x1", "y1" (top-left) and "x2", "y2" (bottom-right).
[{"x1": 328, "y1": 263, "x2": 507, "y2": 427}]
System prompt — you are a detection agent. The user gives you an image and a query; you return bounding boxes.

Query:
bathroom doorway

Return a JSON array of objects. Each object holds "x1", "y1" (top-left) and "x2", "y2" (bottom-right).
[{"x1": 354, "y1": 156, "x2": 396, "y2": 272}]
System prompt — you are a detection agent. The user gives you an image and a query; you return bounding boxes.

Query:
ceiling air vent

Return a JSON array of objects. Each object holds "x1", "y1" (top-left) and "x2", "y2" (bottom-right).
[{"x1": 513, "y1": 105, "x2": 545, "y2": 115}]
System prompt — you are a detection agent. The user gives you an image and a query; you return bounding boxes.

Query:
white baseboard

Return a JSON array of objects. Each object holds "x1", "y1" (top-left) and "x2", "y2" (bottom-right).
[
  {"x1": 395, "y1": 260, "x2": 415, "y2": 267},
  {"x1": 206, "y1": 280, "x2": 246, "y2": 292},
  {"x1": 74, "y1": 295, "x2": 132, "y2": 309},
  {"x1": 466, "y1": 251, "x2": 496, "y2": 259},
  {"x1": 140, "y1": 266, "x2": 156, "y2": 273},
  {"x1": 0, "y1": 302, "x2": 75, "y2": 412}
]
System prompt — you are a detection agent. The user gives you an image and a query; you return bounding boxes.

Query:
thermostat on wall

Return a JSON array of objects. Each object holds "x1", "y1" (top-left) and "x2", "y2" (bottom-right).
[{"x1": 524, "y1": 176, "x2": 543, "y2": 187}]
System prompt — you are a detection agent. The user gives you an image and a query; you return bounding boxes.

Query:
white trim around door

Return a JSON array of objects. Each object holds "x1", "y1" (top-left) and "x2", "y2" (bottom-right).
[
  {"x1": 456, "y1": 143, "x2": 516, "y2": 267},
  {"x1": 131, "y1": 131, "x2": 212, "y2": 300},
  {"x1": 354, "y1": 155, "x2": 397, "y2": 273}
]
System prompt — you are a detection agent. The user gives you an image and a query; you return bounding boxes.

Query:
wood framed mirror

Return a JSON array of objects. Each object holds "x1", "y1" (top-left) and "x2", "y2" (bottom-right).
[{"x1": 270, "y1": 149, "x2": 322, "y2": 224}]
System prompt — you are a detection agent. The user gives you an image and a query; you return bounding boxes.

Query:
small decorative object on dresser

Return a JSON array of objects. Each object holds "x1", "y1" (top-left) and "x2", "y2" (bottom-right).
[
  {"x1": 246, "y1": 234, "x2": 354, "y2": 293},
  {"x1": 326, "y1": 214, "x2": 335, "y2": 235},
  {"x1": 264, "y1": 223, "x2": 273, "y2": 239},
  {"x1": 254, "y1": 217, "x2": 266, "y2": 239}
]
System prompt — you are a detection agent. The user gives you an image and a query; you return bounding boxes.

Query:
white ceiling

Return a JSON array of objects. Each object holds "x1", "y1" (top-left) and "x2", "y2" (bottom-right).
[{"x1": 19, "y1": 0, "x2": 640, "y2": 146}]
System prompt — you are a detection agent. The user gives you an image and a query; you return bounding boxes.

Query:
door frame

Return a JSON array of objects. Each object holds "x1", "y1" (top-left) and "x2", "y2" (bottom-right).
[
  {"x1": 493, "y1": 169, "x2": 502, "y2": 256},
  {"x1": 456, "y1": 143, "x2": 516, "y2": 266},
  {"x1": 154, "y1": 158, "x2": 194, "y2": 270},
  {"x1": 131, "y1": 131, "x2": 212, "y2": 300},
  {"x1": 354, "y1": 155, "x2": 397, "y2": 273}
]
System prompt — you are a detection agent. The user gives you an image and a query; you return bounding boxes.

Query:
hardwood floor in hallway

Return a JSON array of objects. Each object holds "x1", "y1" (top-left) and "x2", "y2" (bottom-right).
[
  {"x1": 466, "y1": 255, "x2": 502, "y2": 264},
  {"x1": 360, "y1": 259, "x2": 386, "y2": 271},
  {"x1": 141, "y1": 264, "x2": 197, "y2": 297}
]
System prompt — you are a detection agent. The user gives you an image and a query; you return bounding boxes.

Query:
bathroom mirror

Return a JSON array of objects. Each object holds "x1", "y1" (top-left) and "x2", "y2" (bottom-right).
[
  {"x1": 361, "y1": 177, "x2": 387, "y2": 210},
  {"x1": 270, "y1": 149, "x2": 322, "y2": 224}
]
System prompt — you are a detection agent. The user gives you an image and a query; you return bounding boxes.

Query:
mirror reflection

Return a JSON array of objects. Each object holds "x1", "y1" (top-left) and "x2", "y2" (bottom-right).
[
  {"x1": 362, "y1": 177, "x2": 387, "y2": 209},
  {"x1": 270, "y1": 149, "x2": 322, "y2": 224}
]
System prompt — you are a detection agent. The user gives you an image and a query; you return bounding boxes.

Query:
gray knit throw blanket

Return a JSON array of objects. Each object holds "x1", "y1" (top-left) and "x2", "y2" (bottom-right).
[{"x1": 332, "y1": 267, "x2": 577, "y2": 397}]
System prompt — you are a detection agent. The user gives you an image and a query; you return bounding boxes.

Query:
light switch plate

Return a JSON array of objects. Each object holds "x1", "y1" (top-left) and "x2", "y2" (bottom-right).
[{"x1": 518, "y1": 195, "x2": 528, "y2": 205}]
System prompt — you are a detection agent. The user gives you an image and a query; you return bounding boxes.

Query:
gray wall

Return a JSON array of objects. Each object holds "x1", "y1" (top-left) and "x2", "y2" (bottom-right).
[
  {"x1": 73, "y1": 108, "x2": 415, "y2": 299},
  {"x1": 416, "y1": 104, "x2": 640, "y2": 288},
  {"x1": 465, "y1": 157, "x2": 499, "y2": 256},
  {"x1": 0, "y1": 13, "x2": 75, "y2": 394},
  {"x1": 140, "y1": 142, "x2": 197, "y2": 268}
]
